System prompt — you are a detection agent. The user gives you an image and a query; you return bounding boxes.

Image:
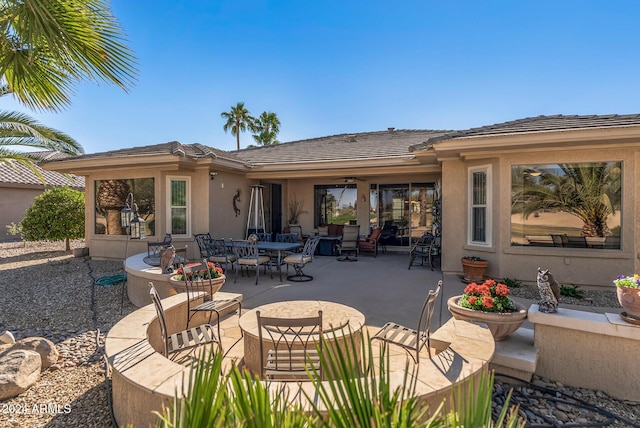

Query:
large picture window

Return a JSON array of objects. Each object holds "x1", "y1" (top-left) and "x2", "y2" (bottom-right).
[
  {"x1": 510, "y1": 162, "x2": 621, "y2": 249},
  {"x1": 314, "y1": 184, "x2": 357, "y2": 226},
  {"x1": 468, "y1": 166, "x2": 491, "y2": 246},
  {"x1": 94, "y1": 178, "x2": 155, "y2": 236}
]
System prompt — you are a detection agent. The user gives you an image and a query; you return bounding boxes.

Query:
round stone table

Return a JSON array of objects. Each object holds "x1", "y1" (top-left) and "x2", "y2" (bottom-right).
[{"x1": 239, "y1": 300, "x2": 366, "y2": 379}]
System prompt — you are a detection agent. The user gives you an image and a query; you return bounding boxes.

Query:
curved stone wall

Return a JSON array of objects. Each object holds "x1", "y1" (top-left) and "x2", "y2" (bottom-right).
[{"x1": 105, "y1": 294, "x2": 495, "y2": 427}]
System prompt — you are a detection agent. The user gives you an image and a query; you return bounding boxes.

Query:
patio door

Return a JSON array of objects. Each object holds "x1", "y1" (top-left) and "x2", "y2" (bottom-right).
[{"x1": 373, "y1": 183, "x2": 435, "y2": 249}]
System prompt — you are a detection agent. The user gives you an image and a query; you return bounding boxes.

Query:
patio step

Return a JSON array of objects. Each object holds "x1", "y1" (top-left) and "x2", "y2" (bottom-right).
[{"x1": 490, "y1": 327, "x2": 537, "y2": 381}]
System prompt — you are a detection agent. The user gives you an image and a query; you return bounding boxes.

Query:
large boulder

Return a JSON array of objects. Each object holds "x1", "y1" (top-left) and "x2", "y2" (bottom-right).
[
  {"x1": 0, "y1": 349, "x2": 41, "y2": 400},
  {"x1": 13, "y1": 337, "x2": 59, "y2": 369}
]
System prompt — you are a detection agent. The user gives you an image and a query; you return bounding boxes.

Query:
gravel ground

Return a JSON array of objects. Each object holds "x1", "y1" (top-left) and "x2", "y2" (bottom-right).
[{"x1": 0, "y1": 241, "x2": 638, "y2": 427}]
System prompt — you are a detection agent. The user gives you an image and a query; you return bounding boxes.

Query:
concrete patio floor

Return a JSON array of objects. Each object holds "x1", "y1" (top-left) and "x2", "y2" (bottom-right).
[{"x1": 215, "y1": 251, "x2": 621, "y2": 332}]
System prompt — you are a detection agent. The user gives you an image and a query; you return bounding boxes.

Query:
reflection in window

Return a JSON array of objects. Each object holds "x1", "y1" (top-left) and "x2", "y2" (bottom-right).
[
  {"x1": 314, "y1": 185, "x2": 357, "y2": 226},
  {"x1": 94, "y1": 178, "x2": 155, "y2": 236},
  {"x1": 511, "y1": 162, "x2": 621, "y2": 249}
]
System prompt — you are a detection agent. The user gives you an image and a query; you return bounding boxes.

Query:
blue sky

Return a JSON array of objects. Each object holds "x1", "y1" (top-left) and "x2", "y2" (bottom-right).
[{"x1": 5, "y1": 1, "x2": 640, "y2": 154}]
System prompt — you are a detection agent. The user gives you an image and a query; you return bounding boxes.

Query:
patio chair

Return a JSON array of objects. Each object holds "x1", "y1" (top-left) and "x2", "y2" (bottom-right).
[
  {"x1": 255, "y1": 232, "x2": 272, "y2": 242},
  {"x1": 371, "y1": 280, "x2": 442, "y2": 364},
  {"x1": 338, "y1": 224, "x2": 360, "y2": 261},
  {"x1": 358, "y1": 227, "x2": 382, "y2": 257},
  {"x1": 149, "y1": 281, "x2": 221, "y2": 358},
  {"x1": 193, "y1": 233, "x2": 213, "y2": 258},
  {"x1": 408, "y1": 232, "x2": 436, "y2": 270},
  {"x1": 232, "y1": 240, "x2": 272, "y2": 285},
  {"x1": 284, "y1": 235, "x2": 320, "y2": 282},
  {"x1": 147, "y1": 233, "x2": 172, "y2": 259},
  {"x1": 257, "y1": 309, "x2": 323, "y2": 381},
  {"x1": 288, "y1": 224, "x2": 307, "y2": 243},
  {"x1": 379, "y1": 221, "x2": 398, "y2": 250},
  {"x1": 275, "y1": 233, "x2": 298, "y2": 243},
  {"x1": 204, "y1": 238, "x2": 236, "y2": 273},
  {"x1": 181, "y1": 260, "x2": 242, "y2": 349}
]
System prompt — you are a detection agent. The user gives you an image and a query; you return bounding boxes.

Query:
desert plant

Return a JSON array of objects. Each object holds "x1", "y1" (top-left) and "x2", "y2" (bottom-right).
[
  {"x1": 501, "y1": 277, "x2": 522, "y2": 288},
  {"x1": 288, "y1": 194, "x2": 308, "y2": 224},
  {"x1": 156, "y1": 330, "x2": 525, "y2": 427},
  {"x1": 21, "y1": 187, "x2": 84, "y2": 250},
  {"x1": 560, "y1": 284, "x2": 584, "y2": 299}
]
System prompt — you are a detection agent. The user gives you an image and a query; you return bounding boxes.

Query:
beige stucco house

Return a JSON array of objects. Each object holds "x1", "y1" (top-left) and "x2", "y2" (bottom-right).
[
  {"x1": 0, "y1": 152, "x2": 84, "y2": 241},
  {"x1": 43, "y1": 114, "x2": 640, "y2": 287}
]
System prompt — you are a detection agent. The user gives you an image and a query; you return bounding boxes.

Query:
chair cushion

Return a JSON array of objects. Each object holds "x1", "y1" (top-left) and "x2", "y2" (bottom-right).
[
  {"x1": 210, "y1": 255, "x2": 237, "y2": 263},
  {"x1": 284, "y1": 254, "x2": 311, "y2": 264},
  {"x1": 238, "y1": 255, "x2": 270, "y2": 265}
]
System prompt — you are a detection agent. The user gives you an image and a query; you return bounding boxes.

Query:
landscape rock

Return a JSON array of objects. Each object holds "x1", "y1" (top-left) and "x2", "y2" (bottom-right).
[
  {"x1": 0, "y1": 349, "x2": 42, "y2": 400},
  {"x1": 13, "y1": 336, "x2": 59, "y2": 368}
]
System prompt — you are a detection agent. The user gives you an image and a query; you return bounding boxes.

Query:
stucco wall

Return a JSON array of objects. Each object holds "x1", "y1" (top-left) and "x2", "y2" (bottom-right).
[
  {"x1": 209, "y1": 173, "x2": 259, "y2": 240},
  {"x1": 0, "y1": 186, "x2": 42, "y2": 241},
  {"x1": 441, "y1": 146, "x2": 638, "y2": 287}
]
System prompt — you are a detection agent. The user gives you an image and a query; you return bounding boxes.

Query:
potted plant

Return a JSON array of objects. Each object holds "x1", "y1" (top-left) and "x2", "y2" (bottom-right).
[
  {"x1": 288, "y1": 194, "x2": 308, "y2": 224},
  {"x1": 169, "y1": 261, "x2": 226, "y2": 294},
  {"x1": 613, "y1": 274, "x2": 640, "y2": 323},
  {"x1": 460, "y1": 256, "x2": 488, "y2": 283},
  {"x1": 447, "y1": 278, "x2": 527, "y2": 341}
]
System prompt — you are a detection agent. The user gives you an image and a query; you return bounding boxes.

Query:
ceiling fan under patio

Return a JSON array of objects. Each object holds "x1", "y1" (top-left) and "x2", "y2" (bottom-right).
[{"x1": 335, "y1": 176, "x2": 366, "y2": 183}]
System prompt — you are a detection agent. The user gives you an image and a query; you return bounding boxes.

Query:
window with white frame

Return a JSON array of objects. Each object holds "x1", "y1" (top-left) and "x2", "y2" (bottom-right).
[
  {"x1": 168, "y1": 177, "x2": 190, "y2": 236},
  {"x1": 468, "y1": 165, "x2": 491, "y2": 246}
]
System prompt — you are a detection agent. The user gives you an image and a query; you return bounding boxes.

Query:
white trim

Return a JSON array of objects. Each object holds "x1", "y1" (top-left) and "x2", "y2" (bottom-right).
[
  {"x1": 467, "y1": 165, "x2": 492, "y2": 247},
  {"x1": 166, "y1": 176, "x2": 191, "y2": 237}
]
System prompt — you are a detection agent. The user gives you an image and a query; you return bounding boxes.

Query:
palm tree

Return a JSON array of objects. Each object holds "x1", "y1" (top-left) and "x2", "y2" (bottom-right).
[
  {"x1": 251, "y1": 111, "x2": 281, "y2": 146},
  {"x1": 0, "y1": 95, "x2": 83, "y2": 174},
  {"x1": 221, "y1": 102, "x2": 255, "y2": 150},
  {"x1": 513, "y1": 163, "x2": 620, "y2": 237},
  {"x1": 0, "y1": 0, "x2": 137, "y2": 112}
]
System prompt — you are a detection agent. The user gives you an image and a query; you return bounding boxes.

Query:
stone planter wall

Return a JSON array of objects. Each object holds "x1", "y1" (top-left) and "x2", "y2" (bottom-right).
[{"x1": 528, "y1": 304, "x2": 640, "y2": 402}]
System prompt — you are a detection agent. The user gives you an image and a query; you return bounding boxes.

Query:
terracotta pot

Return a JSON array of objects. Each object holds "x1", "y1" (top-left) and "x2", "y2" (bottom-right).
[
  {"x1": 460, "y1": 258, "x2": 488, "y2": 283},
  {"x1": 447, "y1": 296, "x2": 527, "y2": 341},
  {"x1": 616, "y1": 285, "x2": 640, "y2": 320},
  {"x1": 169, "y1": 274, "x2": 226, "y2": 295}
]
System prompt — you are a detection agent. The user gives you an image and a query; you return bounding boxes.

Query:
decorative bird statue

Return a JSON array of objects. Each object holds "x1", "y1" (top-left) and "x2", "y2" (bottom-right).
[
  {"x1": 160, "y1": 245, "x2": 176, "y2": 274},
  {"x1": 537, "y1": 267, "x2": 560, "y2": 313}
]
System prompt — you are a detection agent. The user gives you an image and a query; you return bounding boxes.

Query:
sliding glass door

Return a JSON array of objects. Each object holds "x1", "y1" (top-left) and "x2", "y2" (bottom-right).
[{"x1": 372, "y1": 183, "x2": 435, "y2": 248}]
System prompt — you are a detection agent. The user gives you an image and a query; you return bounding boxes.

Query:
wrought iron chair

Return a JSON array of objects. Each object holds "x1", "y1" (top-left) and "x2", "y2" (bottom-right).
[
  {"x1": 257, "y1": 310, "x2": 323, "y2": 381},
  {"x1": 193, "y1": 233, "x2": 213, "y2": 258},
  {"x1": 204, "y1": 238, "x2": 236, "y2": 273},
  {"x1": 408, "y1": 232, "x2": 435, "y2": 270},
  {"x1": 149, "y1": 281, "x2": 221, "y2": 358},
  {"x1": 181, "y1": 260, "x2": 241, "y2": 349},
  {"x1": 284, "y1": 236, "x2": 320, "y2": 282},
  {"x1": 358, "y1": 227, "x2": 382, "y2": 257},
  {"x1": 147, "y1": 233, "x2": 172, "y2": 259},
  {"x1": 232, "y1": 240, "x2": 272, "y2": 285},
  {"x1": 371, "y1": 280, "x2": 442, "y2": 364}
]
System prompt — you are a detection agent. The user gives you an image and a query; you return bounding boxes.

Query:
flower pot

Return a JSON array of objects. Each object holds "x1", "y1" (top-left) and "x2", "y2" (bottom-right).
[
  {"x1": 460, "y1": 258, "x2": 488, "y2": 283},
  {"x1": 447, "y1": 295, "x2": 527, "y2": 341},
  {"x1": 169, "y1": 274, "x2": 226, "y2": 295},
  {"x1": 616, "y1": 285, "x2": 640, "y2": 321}
]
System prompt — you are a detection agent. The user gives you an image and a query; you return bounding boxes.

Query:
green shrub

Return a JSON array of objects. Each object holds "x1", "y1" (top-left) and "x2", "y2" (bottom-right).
[
  {"x1": 560, "y1": 284, "x2": 583, "y2": 299},
  {"x1": 500, "y1": 277, "x2": 522, "y2": 288},
  {"x1": 21, "y1": 187, "x2": 84, "y2": 250}
]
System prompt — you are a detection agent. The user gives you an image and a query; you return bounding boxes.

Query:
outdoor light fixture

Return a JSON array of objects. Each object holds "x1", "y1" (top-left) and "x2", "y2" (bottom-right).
[
  {"x1": 129, "y1": 213, "x2": 146, "y2": 239},
  {"x1": 120, "y1": 193, "x2": 134, "y2": 228},
  {"x1": 120, "y1": 192, "x2": 146, "y2": 239},
  {"x1": 210, "y1": 171, "x2": 218, "y2": 180}
]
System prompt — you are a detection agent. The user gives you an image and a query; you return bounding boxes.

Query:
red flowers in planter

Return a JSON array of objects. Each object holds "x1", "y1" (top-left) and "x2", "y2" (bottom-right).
[
  {"x1": 459, "y1": 279, "x2": 517, "y2": 313},
  {"x1": 173, "y1": 261, "x2": 223, "y2": 281}
]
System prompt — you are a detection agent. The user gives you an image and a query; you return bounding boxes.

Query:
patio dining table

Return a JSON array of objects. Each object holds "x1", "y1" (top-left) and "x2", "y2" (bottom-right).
[{"x1": 227, "y1": 240, "x2": 302, "y2": 281}]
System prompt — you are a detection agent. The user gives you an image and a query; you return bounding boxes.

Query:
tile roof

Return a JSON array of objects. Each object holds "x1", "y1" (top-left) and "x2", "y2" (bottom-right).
[
  {"x1": 414, "y1": 114, "x2": 640, "y2": 149},
  {"x1": 44, "y1": 141, "x2": 245, "y2": 163},
  {"x1": 0, "y1": 152, "x2": 84, "y2": 188},
  {"x1": 233, "y1": 129, "x2": 449, "y2": 164}
]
